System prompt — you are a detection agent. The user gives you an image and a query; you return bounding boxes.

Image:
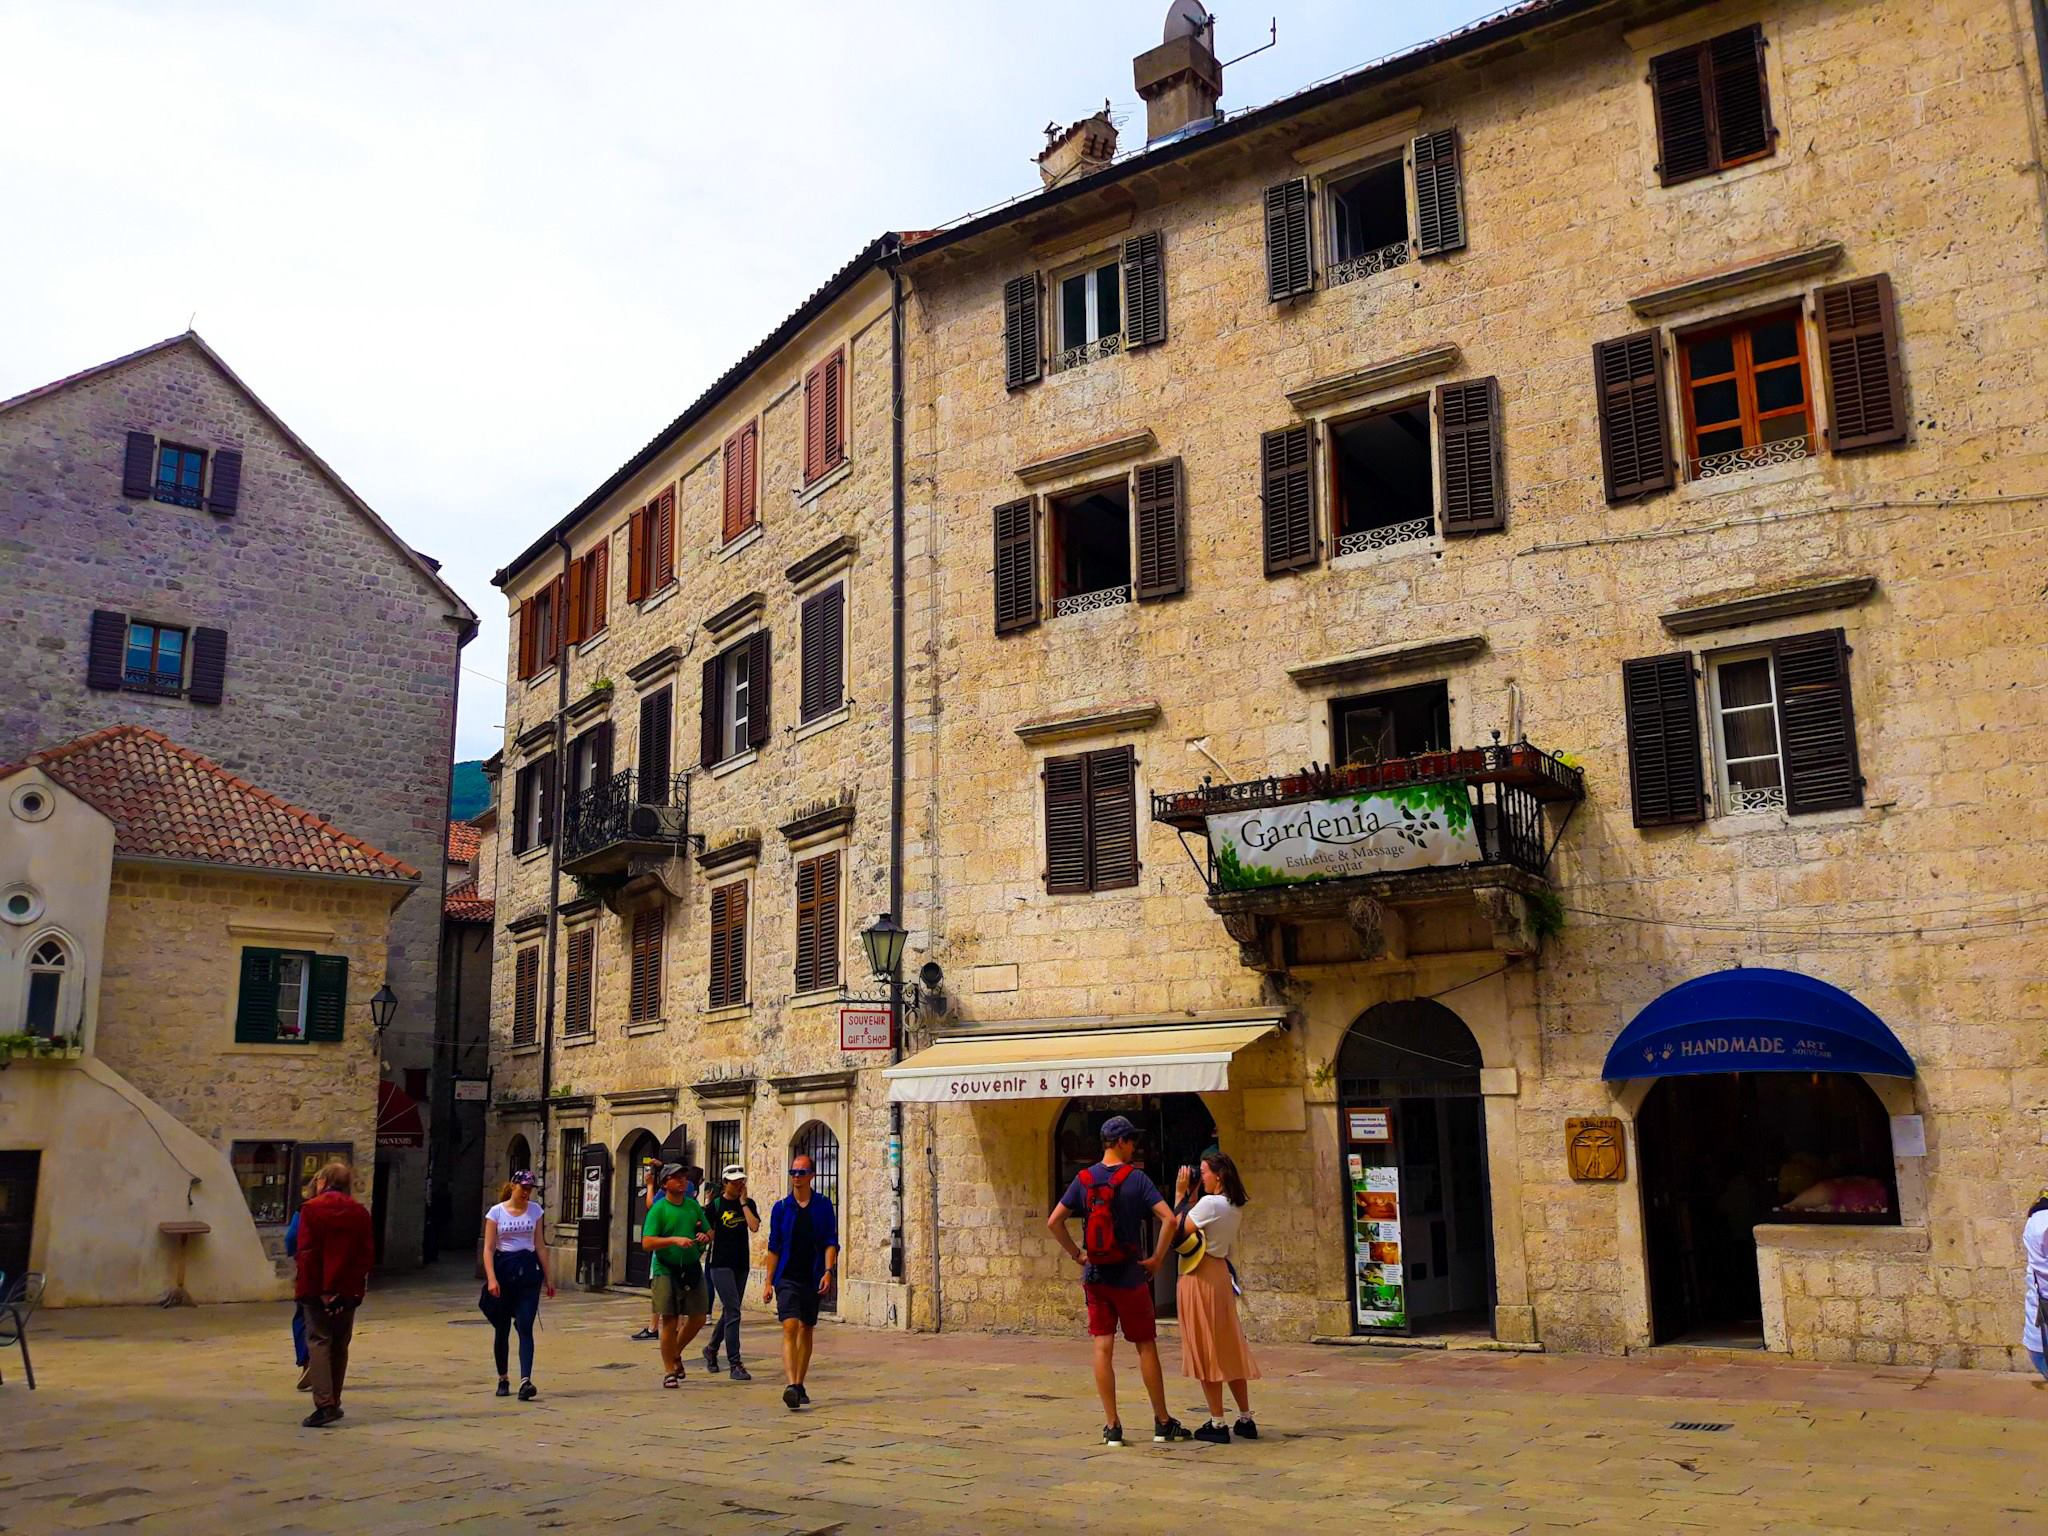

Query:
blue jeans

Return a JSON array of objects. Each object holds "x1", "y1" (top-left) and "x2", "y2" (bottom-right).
[
  {"x1": 492, "y1": 1252, "x2": 543, "y2": 1380},
  {"x1": 2029, "y1": 1348, "x2": 2047, "y2": 1382},
  {"x1": 292, "y1": 1303, "x2": 307, "y2": 1368},
  {"x1": 706, "y1": 1267, "x2": 746, "y2": 1364}
]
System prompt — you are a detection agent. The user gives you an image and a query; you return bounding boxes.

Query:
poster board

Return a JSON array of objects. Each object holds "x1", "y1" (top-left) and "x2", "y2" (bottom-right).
[{"x1": 1352, "y1": 1165, "x2": 1406, "y2": 1329}]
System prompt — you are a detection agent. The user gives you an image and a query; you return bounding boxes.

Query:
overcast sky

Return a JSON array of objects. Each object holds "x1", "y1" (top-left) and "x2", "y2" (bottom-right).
[{"x1": 2, "y1": 0, "x2": 1502, "y2": 761}]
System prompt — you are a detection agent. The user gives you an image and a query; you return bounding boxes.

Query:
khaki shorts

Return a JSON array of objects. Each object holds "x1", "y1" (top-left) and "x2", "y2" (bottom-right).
[{"x1": 652, "y1": 1270, "x2": 708, "y2": 1319}]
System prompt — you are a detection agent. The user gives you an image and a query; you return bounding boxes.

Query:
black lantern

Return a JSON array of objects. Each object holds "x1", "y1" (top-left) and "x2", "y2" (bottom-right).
[
  {"x1": 861, "y1": 912, "x2": 908, "y2": 980},
  {"x1": 368, "y1": 983, "x2": 399, "y2": 1034}
]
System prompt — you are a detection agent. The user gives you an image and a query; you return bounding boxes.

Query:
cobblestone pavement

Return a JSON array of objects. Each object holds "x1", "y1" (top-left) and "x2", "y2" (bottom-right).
[{"x1": 4, "y1": 1269, "x2": 2045, "y2": 1534}]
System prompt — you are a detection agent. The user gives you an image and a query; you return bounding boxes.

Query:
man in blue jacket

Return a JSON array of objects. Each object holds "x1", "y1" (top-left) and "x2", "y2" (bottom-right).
[{"x1": 763, "y1": 1152, "x2": 837, "y2": 1411}]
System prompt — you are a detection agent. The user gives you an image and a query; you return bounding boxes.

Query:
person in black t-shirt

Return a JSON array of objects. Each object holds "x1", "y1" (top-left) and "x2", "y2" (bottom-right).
[{"x1": 701, "y1": 1164, "x2": 760, "y2": 1381}]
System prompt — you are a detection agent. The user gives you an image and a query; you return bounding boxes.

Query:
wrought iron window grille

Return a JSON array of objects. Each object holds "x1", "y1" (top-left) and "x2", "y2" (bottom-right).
[
  {"x1": 1052, "y1": 332, "x2": 1124, "y2": 374},
  {"x1": 1336, "y1": 518, "x2": 1435, "y2": 558},
  {"x1": 1328, "y1": 241, "x2": 1411, "y2": 288}
]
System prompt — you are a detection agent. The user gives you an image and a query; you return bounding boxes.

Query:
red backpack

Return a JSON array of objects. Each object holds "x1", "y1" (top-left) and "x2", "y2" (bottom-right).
[{"x1": 1076, "y1": 1163, "x2": 1136, "y2": 1265}]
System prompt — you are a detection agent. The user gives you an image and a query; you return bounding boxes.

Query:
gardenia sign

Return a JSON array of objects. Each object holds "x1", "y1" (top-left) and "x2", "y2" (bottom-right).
[{"x1": 1208, "y1": 785, "x2": 1480, "y2": 890}]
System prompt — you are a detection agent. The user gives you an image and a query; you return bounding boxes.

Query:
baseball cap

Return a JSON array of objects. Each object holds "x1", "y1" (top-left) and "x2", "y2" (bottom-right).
[
  {"x1": 658, "y1": 1162, "x2": 687, "y2": 1183},
  {"x1": 1099, "y1": 1114, "x2": 1139, "y2": 1144},
  {"x1": 510, "y1": 1169, "x2": 537, "y2": 1187},
  {"x1": 722, "y1": 1163, "x2": 747, "y2": 1182}
]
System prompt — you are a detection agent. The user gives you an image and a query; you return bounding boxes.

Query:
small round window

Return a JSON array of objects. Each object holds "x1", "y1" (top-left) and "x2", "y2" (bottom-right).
[
  {"x1": 1, "y1": 885, "x2": 44, "y2": 927},
  {"x1": 10, "y1": 783, "x2": 53, "y2": 823}
]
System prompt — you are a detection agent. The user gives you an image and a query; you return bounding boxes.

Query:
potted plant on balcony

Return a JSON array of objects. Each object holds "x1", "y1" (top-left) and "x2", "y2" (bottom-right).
[{"x1": 1448, "y1": 747, "x2": 1486, "y2": 777}]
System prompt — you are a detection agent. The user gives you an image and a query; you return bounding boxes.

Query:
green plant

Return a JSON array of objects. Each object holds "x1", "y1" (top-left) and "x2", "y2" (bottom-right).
[
  {"x1": 588, "y1": 675, "x2": 616, "y2": 692},
  {"x1": 1526, "y1": 888, "x2": 1566, "y2": 941},
  {"x1": 1310, "y1": 1057, "x2": 1336, "y2": 1090},
  {"x1": 1553, "y1": 750, "x2": 1584, "y2": 770}
]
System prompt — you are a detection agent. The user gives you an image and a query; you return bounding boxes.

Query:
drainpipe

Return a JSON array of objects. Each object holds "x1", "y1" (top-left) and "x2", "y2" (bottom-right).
[
  {"x1": 535, "y1": 533, "x2": 573, "y2": 1271},
  {"x1": 887, "y1": 243, "x2": 909, "y2": 1293}
]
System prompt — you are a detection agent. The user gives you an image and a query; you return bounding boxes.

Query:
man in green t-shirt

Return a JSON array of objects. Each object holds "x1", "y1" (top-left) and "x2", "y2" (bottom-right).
[{"x1": 640, "y1": 1164, "x2": 712, "y2": 1386}]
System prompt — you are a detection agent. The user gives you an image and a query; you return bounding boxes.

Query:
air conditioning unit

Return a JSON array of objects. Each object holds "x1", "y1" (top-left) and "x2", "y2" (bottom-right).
[{"x1": 628, "y1": 803, "x2": 687, "y2": 840}]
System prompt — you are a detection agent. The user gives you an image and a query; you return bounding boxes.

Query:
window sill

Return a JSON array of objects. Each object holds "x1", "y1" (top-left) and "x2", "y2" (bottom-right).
[
  {"x1": 793, "y1": 704, "x2": 850, "y2": 743},
  {"x1": 1051, "y1": 586, "x2": 1134, "y2": 621},
  {"x1": 709, "y1": 748, "x2": 759, "y2": 780},
  {"x1": 218, "y1": 1042, "x2": 338, "y2": 1055},
  {"x1": 716, "y1": 523, "x2": 765, "y2": 562},
  {"x1": 639, "y1": 582, "x2": 679, "y2": 615},
  {"x1": 120, "y1": 682, "x2": 189, "y2": 702},
  {"x1": 526, "y1": 665, "x2": 557, "y2": 691},
  {"x1": 1678, "y1": 447, "x2": 1820, "y2": 501},
  {"x1": 703, "y1": 1002, "x2": 752, "y2": 1025},
  {"x1": 577, "y1": 630, "x2": 609, "y2": 657},
  {"x1": 625, "y1": 1018, "x2": 667, "y2": 1037},
  {"x1": 562, "y1": 1031, "x2": 598, "y2": 1049},
  {"x1": 509, "y1": 1042, "x2": 542, "y2": 1057},
  {"x1": 795, "y1": 459, "x2": 853, "y2": 508},
  {"x1": 516, "y1": 845, "x2": 551, "y2": 865},
  {"x1": 790, "y1": 986, "x2": 847, "y2": 1011},
  {"x1": 1701, "y1": 804, "x2": 1875, "y2": 839}
]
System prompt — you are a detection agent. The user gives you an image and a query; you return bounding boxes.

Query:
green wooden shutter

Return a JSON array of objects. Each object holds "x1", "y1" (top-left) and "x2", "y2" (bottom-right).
[
  {"x1": 235, "y1": 948, "x2": 281, "y2": 1043},
  {"x1": 306, "y1": 955, "x2": 349, "y2": 1042}
]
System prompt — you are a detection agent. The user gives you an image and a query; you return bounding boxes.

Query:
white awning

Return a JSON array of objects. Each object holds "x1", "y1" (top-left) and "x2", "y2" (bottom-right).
[{"x1": 883, "y1": 1015, "x2": 1284, "y2": 1104}]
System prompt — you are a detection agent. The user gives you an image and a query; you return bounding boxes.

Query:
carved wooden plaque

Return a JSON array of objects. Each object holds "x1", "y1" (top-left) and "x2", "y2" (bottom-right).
[{"x1": 1566, "y1": 1116, "x2": 1626, "y2": 1181}]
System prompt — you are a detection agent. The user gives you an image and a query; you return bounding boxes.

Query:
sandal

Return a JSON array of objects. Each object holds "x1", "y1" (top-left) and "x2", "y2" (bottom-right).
[{"x1": 662, "y1": 1372, "x2": 681, "y2": 1389}]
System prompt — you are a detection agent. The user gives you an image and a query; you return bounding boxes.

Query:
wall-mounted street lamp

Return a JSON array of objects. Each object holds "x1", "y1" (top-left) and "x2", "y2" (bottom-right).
[
  {"x1": 856, "y1": 912, "x2": 942, "y2": 1025},
  {"x1": 368, "y1": 983, "x2": 399, "y2": 1035}
]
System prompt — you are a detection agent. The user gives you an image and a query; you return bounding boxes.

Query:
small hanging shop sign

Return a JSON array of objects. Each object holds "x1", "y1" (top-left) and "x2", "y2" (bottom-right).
[
  {"x1": 1347, "y1": 1107, "x2": 1392, "y2": 1143},
  {"x1": 1565, "y1": 1116, "x2": 1626, "y2": 1181}
]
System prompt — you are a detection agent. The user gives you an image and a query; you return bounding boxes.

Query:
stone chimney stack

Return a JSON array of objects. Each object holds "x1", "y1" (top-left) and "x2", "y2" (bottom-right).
[
  {"x1": 1134, "y1": 3, "x2": 1222, "y2": 147},
  {"x1": 1037, "y1": 106, "x2": 1119, "y2": 189}
]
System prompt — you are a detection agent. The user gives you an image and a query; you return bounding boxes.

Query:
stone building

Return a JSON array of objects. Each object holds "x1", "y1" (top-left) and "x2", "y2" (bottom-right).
[
  {"x1": 880, "y1": 0, "x2": 2048, "y2": 1368},
  {"x1": 0, "y1": 727, "x2": 416, "y2": 1305},
  {"x1": 433, "y1": 804, "x2": 498, "y2": 1258},
  {"x1": 0, "y1": 332, "x2": 476, "y2": 1268},
  {"x1": 485, "y1": 238, "x2": 919, "y2": 1326}
]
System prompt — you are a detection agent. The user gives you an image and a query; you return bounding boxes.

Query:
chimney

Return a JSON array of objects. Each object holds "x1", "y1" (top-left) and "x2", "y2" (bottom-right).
[
  {"x1": 1037, "y1": 105, "x2": 1119, "y2": 189},
  {"x1": 1134, "y1": 3, "x2": 1222, "y2": 147}
]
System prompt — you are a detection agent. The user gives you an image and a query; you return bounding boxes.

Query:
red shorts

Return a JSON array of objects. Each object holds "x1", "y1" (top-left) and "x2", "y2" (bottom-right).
[{"x1": 1083, "y1": 1281, "x2": 1157, "y2": 1343}]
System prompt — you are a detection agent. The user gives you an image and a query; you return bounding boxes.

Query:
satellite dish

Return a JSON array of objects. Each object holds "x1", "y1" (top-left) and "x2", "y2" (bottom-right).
[{"x1": 1164, "y1": 0, "x2": 1212, "y2": 45}]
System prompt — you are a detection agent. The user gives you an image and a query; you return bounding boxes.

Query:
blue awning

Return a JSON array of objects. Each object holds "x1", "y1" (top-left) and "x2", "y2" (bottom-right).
[{"x1": 1602, "y1": 966, "x2": 1914, "y2": 1080}]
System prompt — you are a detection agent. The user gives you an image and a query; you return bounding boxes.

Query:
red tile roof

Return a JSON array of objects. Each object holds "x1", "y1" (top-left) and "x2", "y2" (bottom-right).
[
  {"x1": 4, "y1": 726, "x2": 420, "y2": 882},
  {"x1": 447, "y1": 820, "x2": 482, "y2": 863},
  {"x1": 444, "y1": 879, "x2": 495, "y2": 923}
]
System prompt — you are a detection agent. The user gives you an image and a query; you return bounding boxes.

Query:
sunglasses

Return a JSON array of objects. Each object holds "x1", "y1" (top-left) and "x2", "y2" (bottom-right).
[{"x1": 788, "y1": 1167, "x2": 813, "y2": 1176}]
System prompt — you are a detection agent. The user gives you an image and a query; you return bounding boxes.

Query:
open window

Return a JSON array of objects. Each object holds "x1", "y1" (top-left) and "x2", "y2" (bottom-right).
[
  {"x1": 1708, "y1": 649, "x2": 1786, "y2": 815},
  {"x1": 1049, "y1": 481, "x2": 1132, "y2": 616},
  {"x1": 1326, "y1": 158, "x2": 1410, "y2": 285},
  {"x1": 1329, "y1": 402, "x2": 1434, "y2": 556},
  {"x1": 1054, "y1": 257, "x2": 1122, "y2": 372},
  {"x1": 1332, "y1": 681, "x2": 1450, "y2": 767}
]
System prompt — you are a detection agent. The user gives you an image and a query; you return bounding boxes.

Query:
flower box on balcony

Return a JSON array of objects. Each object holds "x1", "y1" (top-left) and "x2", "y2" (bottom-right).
[
  {"x1": 1333, "y1": 763, "x2": 1380, "y2": 793},
  {"x1": 1449, "y1": 749, "x2": 1486, "y2": 776}
]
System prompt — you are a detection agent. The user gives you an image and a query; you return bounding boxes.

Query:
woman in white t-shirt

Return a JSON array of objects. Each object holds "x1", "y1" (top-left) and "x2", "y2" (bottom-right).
[
  {"x1": 1171, "y1": 1150, "x2": 1260, "y2": 1443},
  {"x1": 482, "y1": 1170, "x2": 555, "y2": 1400},
  {"x1": 2020, "y1": 1190, "x2": 2048, "y2": 1380}
]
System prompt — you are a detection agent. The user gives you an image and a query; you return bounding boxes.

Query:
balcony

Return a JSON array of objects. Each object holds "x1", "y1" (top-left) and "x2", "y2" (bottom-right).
[
  {"x1": 560, "y1": 769, "x2": 695, "y2": 883},
  {"x1": 1152, "y1": 740, "x2": 1584, "y2": 971}
]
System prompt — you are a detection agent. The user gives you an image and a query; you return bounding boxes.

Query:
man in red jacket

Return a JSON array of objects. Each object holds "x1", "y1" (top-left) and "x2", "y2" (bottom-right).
[{"x1": 295, "y1": 1161, "x2": 375, "y2": 1428}]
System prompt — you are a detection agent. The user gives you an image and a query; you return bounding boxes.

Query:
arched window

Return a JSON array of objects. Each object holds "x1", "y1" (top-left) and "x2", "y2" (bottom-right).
[
  {"x1": 791, "y1": 1120, "x2": 841, "y2": 1314},
  {"x1": 507, "y1": 1135, "x2": 532, "y2": 1179},
  {"x1": 24, "y1": 936, "x2": 70, "y2": 1039}
]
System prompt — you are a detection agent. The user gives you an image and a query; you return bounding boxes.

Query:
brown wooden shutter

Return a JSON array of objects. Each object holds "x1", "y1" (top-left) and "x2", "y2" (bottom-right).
[
  {"x1": 745, "y1": 630, "x2": 771, "y2": 750},
  {"x1": 511, "y1": 766, "x2": 532, "y2": 855},
  {"x1": 700, "y1": 655, "x2": 723, "y2": 767},
  {"x1": 87, "y1": 609, "x2": 127, "y2": 690},
  {"x1": 1412, "y1": 129, "x2": 1467, "y2": 257},
  {"x1": 1622, "y1": 652, "x2": 1706, "y2": 827},
  {"x1": 1594, "y1": 333, "x2": 1675, "y2": 501},
  {"x1": 1133, "y1": 458, "x2": 1186, "y2": 600},
  {"x1": 537, "y1": 753, "x2": 557, "y2": 846},
  {"x1": 1709, "y1": 26, "x2": 1773, "y2": 163},
  {"x1": 1260, "y1": 425, "x2": 1316, "y2": 575},
  {"x1": 1773, "y1": 629, "x2": 1863, "y2": 813},
  {"x1": 1437, "y1": 377, "x2": 1506, "y2": 535},
  {"x1": 1122, "y1": 232, "x2": 1166, "y2": 348},
  {"x1": 803, "y1": 361, "x2": 827, "y2": 482},
  {"x1": 652, "y1": 488, "x2": 675, "y2": 589},
  {"x1": 709, "y1": 881, "x2": 748, "y2": 1008},
  {"x1": 1086, "y1": 746, "x2": 1139, "y2": 891},
  {"x1": 640, "y1": 686, "x2": 675, "y2": 801},
  {"x1": 723, "y1": 422, "x2": 759, "y2": 541},
  {"x1": 708, "y1": 884, "x2": 734, "y2": 1007},
  {"x1": 626, "y1": 509, "x2": 648, "y2": 601},
  {"x1": 628, "y1": 908, "x2": 662, "y2": 1023},
  {"x1": 801, "y1": 583, "x2": 845, "y2": 722},
  {"x1": 794, "y1": 855, "x2": 820, "y2": 992},
  {"x1": 587, "y1": 541, "x2": 608, "y2": 634},
  {"x1": 515, "y1": 600, "x2": 534, "y2": 680},
  {"x1": 205, "y1": 448, "x2": 243, "y2": 514},
  {"x1": 822, "y1": 350, "x2": 846, "y2": 470},
  {"x1": 512, "y1": 946, "x2": 540, "y2": 1045},
  {"x1": 564, "y1": 556, "x2": 587, "y2": 647},
  {"x1": 592, "y1": 719, "x2": 615, "y2": 789},
  {"x1": 1650, "y1": 43, "x2": 1713, "y2": 184},
  {"x1": 1264, "y1": 178, "x2": 1313, "y2": 300},
  {"x1": 993, "y1": 497, "x2": 1040, "y2": 633},
  {"x1": 122, "y1": 432, "x2": 155, "y2": 498},
  {"x1": 1003, "y1": 273, "x2": 1042, "y2": 390},
  {"x1": 188, "y1": 626, "x2": 228, "y2": 706},
  {"x1": 1816, "y1": 275, "x2": 1907, "y2": 452},
  {"x1": 1043, "y1": 753, "x2": 1090, "y2": 894},
  {"x1": 566, "y1": 926, "x2": 596, "y2": 1035},
  {"x1": 814, "y1": 850, "x2": 839, "y2": 989}
]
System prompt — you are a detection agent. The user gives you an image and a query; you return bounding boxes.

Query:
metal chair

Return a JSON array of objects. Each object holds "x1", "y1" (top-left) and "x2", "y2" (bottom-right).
[{"x1": 0, "y1": 1272, "x2": 44, "y2": 1389}]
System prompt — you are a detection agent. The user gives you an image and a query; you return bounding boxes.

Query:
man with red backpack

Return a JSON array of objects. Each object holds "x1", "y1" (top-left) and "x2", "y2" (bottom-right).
[{"x1": 1046, "y1": 1114, "x2": 1191, "y2": 1447}]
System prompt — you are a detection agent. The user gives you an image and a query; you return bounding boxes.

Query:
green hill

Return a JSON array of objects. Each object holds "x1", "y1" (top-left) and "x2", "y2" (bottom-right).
[{"x1": 450, "y1": 759, "x2": 490, "y2": 821}]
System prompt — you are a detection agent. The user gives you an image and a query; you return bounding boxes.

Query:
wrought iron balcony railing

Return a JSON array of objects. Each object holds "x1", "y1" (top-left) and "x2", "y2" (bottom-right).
[
  {"x1": 560, "y1": 769, "x2": 694, "y2": 870},
  {"x1": 122, "y1": 668, "x2": 183, "y2": 696},
  {"x1": 154, "y1": 479, "x2": 203, "y2": 509},
  {"x1": 1336, "y1": 517, "x2": 1434, "y2": 558},
  {"x1": 1328, "y1": 240, "x2": 1411, "y2": 287}
]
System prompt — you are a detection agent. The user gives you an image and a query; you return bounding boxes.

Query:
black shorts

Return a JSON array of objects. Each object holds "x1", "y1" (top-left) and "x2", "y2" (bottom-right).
[{"x1": 774, "y1": 1279, "x2": 822, "y2": 1327}]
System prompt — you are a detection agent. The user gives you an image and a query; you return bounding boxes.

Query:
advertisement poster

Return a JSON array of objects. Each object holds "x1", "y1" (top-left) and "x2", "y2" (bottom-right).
[
  {"x1": 1208, "y1": 786, "x2": 1479, "y2": 891},
  {"x1": 1352, "y1": 1166, "x2": 1406, "y2": 1328},
  {"x1": 1348, "y1": 1108, "x2": 1391, "y2": 1143}
]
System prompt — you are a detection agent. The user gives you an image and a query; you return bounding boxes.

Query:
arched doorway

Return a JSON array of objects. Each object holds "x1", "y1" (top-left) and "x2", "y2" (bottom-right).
[
  {"x1": 620, "y1": 1131, "x2": 662, "y2": 1287},
  {"x1": 1337, "y1": 1000, "x2": 1493, "y2": 1335},
  {"x1": 791, "y1": 1121, "x2": 841, "y2": 1314},
  {"x1": 1052, "y1": 1094, "x2": 1217, "y2": 1316},
  {"x1": 1638, "y1": 1073, "x2": 1899, "y2": 1345},
  {"x1": 506, "y1": 1135, "x2": 531, "y2": 1183}
]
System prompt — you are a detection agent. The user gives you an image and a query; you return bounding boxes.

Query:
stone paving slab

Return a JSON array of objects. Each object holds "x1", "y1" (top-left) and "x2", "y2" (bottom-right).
[{"x1": 2, "y1": 1270, "x2": 2045, "y2": 1534}]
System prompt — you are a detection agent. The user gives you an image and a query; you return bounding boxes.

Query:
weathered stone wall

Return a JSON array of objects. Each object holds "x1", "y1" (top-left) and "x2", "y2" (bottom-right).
[
  {"x1": 898, "y1": 0, "x2": 2048, "y2": 1361},
  {"x1": 0, "y1": 337, "x2": 470, "y2": 1266},
  {"x1": 488, "y1": 272, "x2": 921, "y2": 1322}
]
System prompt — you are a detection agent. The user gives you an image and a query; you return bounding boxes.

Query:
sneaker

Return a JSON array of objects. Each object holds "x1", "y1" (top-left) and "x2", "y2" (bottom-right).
[
  {"x1": 797, "y1": 1383, "x2": 811, "y2": 1405},
  {"x1": 518, "y1": 1380, "x2": 538, "y2": 1402},
  {"x1": 301, "y1": 1406, "x2": 341, "y2": 1429},
  {"x1": 1233, "y1": 1416, "x2": 1259, "y2": 1440},
  {"x1": 703, "y1": 1346, "x2": 721, "y2": 1373},
  {"x1": 495, "y1": 1378, "x2": 510, "y2": 1398},
  {"x1": 782, "y1": 1383, "x2": 803, "y2": 1411},
  {"x1": 296, "y1": 1367, "x2": 313, "y2": 1392},
  {"x1": 729, "y1": 1363, "x2": 752, "y2": 1382},
  {"x1": 1193, "y1": 1421, "x2": 1230, "y2": 1445},
  {"x1": 1153, "y1": 1417, "x2": 1192, "y2": 1443},
  {"x1": 631, "y1": 1326, "x2": 658, "y2": 1341},
  {"x1": 1101, "y1": 1424, "x2": 1125, "y2": 1447}
]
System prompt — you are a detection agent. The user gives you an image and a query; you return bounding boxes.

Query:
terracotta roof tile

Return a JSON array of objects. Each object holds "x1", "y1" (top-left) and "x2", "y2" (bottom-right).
[
  {"x1": 6, "y1": 726, "x2": 419, "y2": 882},
  {"x1": 447, "y1": 821, "x2": 482, "y2": 863},
  {"x1": 444, "y1": 878, "x2": 495, "y2": 923}
]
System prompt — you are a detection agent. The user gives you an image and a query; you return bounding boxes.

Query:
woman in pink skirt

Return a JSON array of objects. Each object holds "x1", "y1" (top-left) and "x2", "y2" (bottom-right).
[{"x1": 1172, "y1": 1150, "x2": 1259, "y2": 1444}]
